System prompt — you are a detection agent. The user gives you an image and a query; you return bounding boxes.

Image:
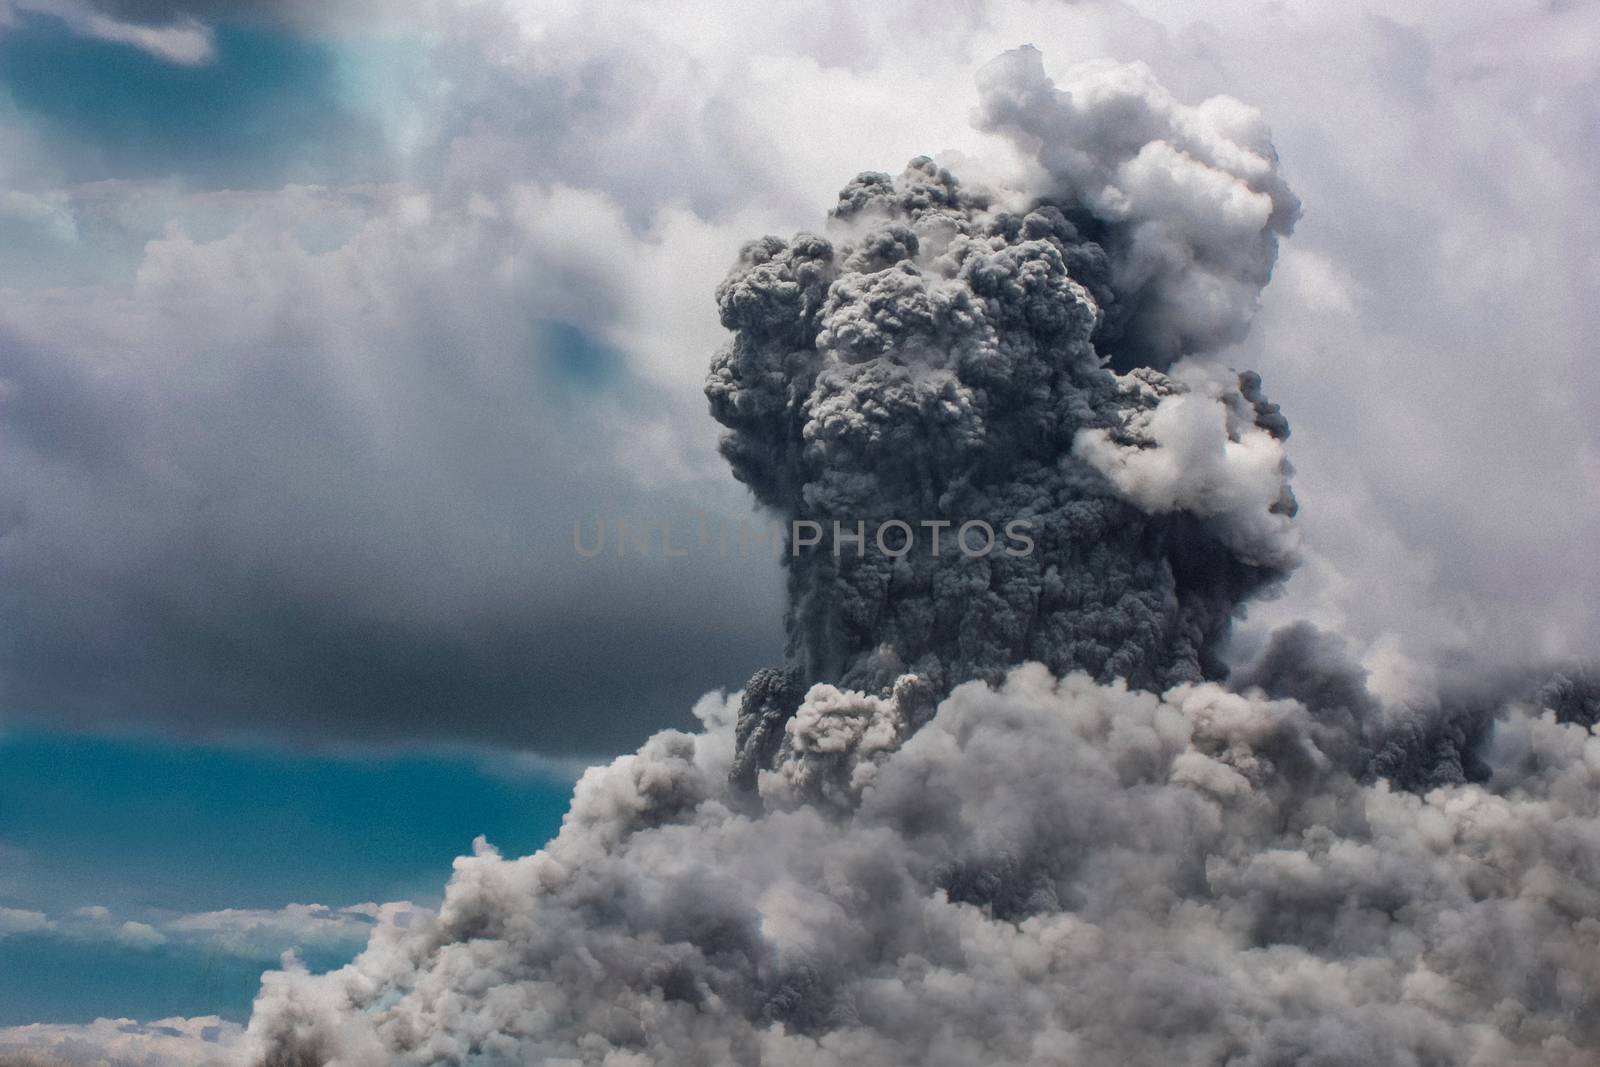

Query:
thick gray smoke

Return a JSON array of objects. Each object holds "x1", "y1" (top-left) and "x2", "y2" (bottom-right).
[
  {"x1": 244, "y1": 669, "x2": 1600, "y2": 1067},
  {"x1": 242, "y1": 49, "x2": 1600, "y2": 1067},
  {"x1": 711, "y1": 43, "x2": 1299, "y2": 774}
]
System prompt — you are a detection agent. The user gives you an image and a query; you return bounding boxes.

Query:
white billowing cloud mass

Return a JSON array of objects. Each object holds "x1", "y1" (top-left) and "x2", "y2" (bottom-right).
[
  {"x1": 1074, "y1": 371, "x2": 1299, "y2": 566},
  {"x1": 973, "y1": 46, "x2": 1300, "y2": 369},
  {"x1": 0, "y1": 0, "x2": 1598, "y2": 1063}
]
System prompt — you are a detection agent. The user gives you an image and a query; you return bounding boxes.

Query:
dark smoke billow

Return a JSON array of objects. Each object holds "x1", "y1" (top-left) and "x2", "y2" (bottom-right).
[
  {"x1": 709, "y1": 159, "x2": 1296, "y2": 698},
  {"x1": 244, "y1": 49, "x2": 1600, "y2": 1067},
  {"x1": 714, "y1": 43, "x2": 1300, "y2": 783}
]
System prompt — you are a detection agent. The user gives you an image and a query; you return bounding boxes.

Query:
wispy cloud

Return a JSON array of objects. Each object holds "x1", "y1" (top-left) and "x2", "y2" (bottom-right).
[
  {"x1": 0, "y1": 899, "x2": 424, "y2": 958},
  {"x1": 2, "y1": 0, "x2": 213, "y2": 64}
]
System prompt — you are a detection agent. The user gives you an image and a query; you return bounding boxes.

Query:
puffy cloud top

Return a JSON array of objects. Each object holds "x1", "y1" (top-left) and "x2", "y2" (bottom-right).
[
  {"x1": 974, "y1": 46, "x2": 1301, "y2": 370},
  {"x1": 242, "y1": 666, "x2": 1600, "y2": 1066}
]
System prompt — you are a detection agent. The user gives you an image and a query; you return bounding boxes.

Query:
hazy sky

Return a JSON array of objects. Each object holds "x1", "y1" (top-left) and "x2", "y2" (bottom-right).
[{"x1": 0, "y1": 0, "x2": 1596, "y2": 1040}]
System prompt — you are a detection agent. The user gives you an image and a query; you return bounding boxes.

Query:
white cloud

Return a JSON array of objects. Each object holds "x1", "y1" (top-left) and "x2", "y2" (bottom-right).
[
  {"x1": 0, "y1": 1016, "x2": 240, "y2": 1067},
  {"x1": 0, "y1": 905, "x2": 52, "y2": 937},
  {"x1": 113, "y1": 921, "x2": 166, "y2": 950},
  {"x1": 1074, "y1": 373, "x2": 1298, "y2": 567},
  {"x1": 3, "y1": 0, "x2": 214, "y2": 63},
  {"x1": 165, "y1": 901, "x2": 420, "y2": 957},
  {"x1": 0, "y1": 899, "x2": 421, "y2": 959}
]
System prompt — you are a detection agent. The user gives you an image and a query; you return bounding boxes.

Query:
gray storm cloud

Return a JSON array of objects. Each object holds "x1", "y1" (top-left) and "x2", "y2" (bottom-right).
[{"x1": 242, "y1": 48, "x2": 1600, "y2": 1067}]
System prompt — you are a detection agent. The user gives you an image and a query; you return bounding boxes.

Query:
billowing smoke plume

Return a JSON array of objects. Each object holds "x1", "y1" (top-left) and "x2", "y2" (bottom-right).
[
  {"x1": 973, "y1": 49, "x2": 1302, "y2": 371},
  {"x1": 711, "y1": 44, "x2": 1299, "y2": 772},
  {"x1": 244, "y1": 667, "x2": 1600, "y2": 1066},
  {"x1": 242, "y1": 49, "x2": 1600, "y2": 1067}
]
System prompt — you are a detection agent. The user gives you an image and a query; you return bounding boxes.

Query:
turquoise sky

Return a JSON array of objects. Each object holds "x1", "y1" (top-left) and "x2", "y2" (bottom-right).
[
  {"x1": 0, "y1": 730, "x2": 576, "y2": 1024},
  {"x1": 0, "y1": 13, "x2": 392, "y2": 187}
]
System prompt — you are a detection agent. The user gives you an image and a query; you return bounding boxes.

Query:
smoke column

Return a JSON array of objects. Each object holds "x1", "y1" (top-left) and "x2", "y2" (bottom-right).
[
  {"x1": 714, "y1": 44, "x2": 1300, "y2": 783},
  {"x1": 244, "y1": 48, "x2": 1600, "y2": 1067}
]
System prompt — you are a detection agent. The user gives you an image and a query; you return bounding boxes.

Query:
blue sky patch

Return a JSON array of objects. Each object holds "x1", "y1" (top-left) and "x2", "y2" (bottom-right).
[
  {"x1": 0, "y1": 12, "x2": 393, "y2": 186},
  {"x1": 0, "y1": 731, "x2": 578, "y2": 1023}
]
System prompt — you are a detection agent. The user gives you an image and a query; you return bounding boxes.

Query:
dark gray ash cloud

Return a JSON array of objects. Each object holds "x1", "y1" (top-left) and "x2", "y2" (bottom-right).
[{"x1": 711, "y1": 46, "x2": 1301, "y2": 769}]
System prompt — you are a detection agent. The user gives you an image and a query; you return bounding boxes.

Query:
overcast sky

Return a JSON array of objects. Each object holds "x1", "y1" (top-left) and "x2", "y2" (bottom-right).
[{"x1": 0, "y1": 0, "x2": 1596, "y2": 1048}]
